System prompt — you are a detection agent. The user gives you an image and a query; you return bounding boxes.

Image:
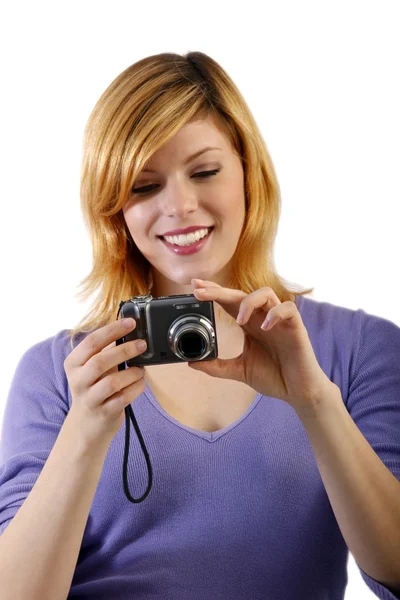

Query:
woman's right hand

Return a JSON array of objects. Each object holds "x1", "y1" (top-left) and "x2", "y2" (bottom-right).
[{"x1": 63, "y1": 318, "x2": 147, "y2": 449}]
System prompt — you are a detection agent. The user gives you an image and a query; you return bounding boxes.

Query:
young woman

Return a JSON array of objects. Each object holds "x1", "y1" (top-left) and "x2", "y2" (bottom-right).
[{"x1": 0, "y1": 51, "x2": 399, "y2": 600}]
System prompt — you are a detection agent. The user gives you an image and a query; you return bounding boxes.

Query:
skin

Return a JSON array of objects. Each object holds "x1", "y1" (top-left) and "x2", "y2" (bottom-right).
[{"x1": 122, "y1": 114, "x2": 246, "y2": 319}]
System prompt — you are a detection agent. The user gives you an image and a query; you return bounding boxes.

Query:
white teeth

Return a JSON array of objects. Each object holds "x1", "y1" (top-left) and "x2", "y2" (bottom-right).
[{"x1": 163, "y1": 227, "x2": 211, "y2": 246}]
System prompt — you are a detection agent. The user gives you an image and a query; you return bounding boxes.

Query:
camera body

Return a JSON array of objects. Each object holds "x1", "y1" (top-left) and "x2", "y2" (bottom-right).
[{"x1": 116, "y1": 293, "x2": 218, "y2": 367}]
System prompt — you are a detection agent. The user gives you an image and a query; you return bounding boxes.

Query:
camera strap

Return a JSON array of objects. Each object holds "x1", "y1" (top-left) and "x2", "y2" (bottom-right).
[
  {"x1": 125, "y1": 397, "x2": 153, "y2": 502},
  {"x1": 116, "y1": 305, "x2": 153, "y2": 503}
]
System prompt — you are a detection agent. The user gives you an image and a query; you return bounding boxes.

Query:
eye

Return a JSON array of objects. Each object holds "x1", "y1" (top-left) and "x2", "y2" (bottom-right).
[
  {"x1": 193, "y1": 168, "x2": 220, "y2": 180},
  {"x1": 131, "y1": 168, "x2": 221, "y2": 195}
]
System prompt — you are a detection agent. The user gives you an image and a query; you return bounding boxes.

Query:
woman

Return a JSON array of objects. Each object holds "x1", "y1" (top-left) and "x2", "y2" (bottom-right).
[{"x1": 0, "y1": 51, "x2": 399, "y2": 600}]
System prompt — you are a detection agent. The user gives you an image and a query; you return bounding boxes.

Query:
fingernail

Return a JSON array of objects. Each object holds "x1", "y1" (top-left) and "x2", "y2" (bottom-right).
[
  {"x1": 236, "y1": 310, "x2": 245, "y2": 324},
  {"x1": 123, "y1": 318, "x2": 135, "y2": 328},
  {"x1": 136, "y1": 340, "x2": 147, "y2": 351},
  {"x1": 261, "y1": 316, "x2": 272, "y2": 330}
]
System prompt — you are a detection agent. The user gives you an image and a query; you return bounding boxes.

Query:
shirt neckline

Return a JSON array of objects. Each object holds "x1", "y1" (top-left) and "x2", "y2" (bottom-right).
[{"x1": 144, "y1": 384, "x2": 264, "y2": 442}]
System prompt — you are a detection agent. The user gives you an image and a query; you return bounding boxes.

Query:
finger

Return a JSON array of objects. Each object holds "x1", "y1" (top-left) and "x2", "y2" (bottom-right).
[
  {"x1": 68, "y1": 318, "x2": 137, "y2": 369},
  {"x1": 235, "y1": 287, "x2": 281, "y2": 325},
  {"x1": 189, "y1": 355, "x2": 245, "y2": 383},
  {"x1": 100, "y1": 340, "x2": 145, "y2": 378},
  {"x1": 191, "y1": 278, "x2": 222, "y2": 289},
  {"x1": 192, "y1": 286, "x2": 247, "y2": 320},
  {"x1": 99, "y1": 341, "x2": 118, "y2": 377},
  {"x1": 88, "y1": 364, "x2": 146, "y2": 410},
  {"x1": 89, "y1": 339, "x2": 146, "y2": 382},
  {"x1": 260, "y1": 300, "x2": 301, "y2": 331},
  {"x1": 70, "y1": 338, "x2": 146, "y2": 395}
]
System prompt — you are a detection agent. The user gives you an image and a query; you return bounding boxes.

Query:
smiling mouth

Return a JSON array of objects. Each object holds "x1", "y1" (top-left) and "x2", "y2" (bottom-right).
[{"x1": 158, "y1": 226, "x2": 214, "y2": 247}]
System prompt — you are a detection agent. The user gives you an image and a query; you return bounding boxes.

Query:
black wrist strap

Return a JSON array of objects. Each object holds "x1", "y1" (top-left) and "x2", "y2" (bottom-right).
[
  {"x1": 121, "y1": 374, "x2": 153, "y2": 503},
  {"x1": 116, "y1": 308, "x2": 153, "y2": 503}
]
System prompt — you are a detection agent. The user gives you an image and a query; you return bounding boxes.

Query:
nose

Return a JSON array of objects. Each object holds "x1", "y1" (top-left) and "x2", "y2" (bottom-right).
[{"x1": 158, "y1": 178, "x2": 198, "y2": 218}]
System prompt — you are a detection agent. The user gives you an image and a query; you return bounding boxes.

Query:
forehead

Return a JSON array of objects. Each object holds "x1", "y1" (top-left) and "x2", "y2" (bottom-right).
[
  {"x1": 171, "y1": 115, "x2": 228, "y2": 142},
  {"x1": 142, "y1": 116, "x2": 232, "y2": 169}
]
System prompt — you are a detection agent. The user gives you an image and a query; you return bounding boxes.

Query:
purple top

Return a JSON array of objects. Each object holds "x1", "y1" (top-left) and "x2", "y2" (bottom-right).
[{"x1": 1, "y1": 295, "x2": 400, "y2": 599}]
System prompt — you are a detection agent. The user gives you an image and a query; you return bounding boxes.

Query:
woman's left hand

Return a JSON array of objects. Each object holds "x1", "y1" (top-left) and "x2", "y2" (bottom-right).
[{"x1": 188, "y1": 279, "x2": 337, "y2": 414}]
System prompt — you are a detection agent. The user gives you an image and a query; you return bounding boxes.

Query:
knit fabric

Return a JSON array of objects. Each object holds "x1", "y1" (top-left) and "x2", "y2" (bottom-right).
[{"x1": 1, "y1": 294, "x2": 400, "y2": 599}]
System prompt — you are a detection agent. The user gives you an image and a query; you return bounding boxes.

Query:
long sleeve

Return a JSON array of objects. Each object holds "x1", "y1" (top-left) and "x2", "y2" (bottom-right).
[
  {"x1": 0, "y1": 330, "x2": 72, "y2": 534},
  {"x1": 345, "y1": 309, "x2": 400, "y2": 599}
]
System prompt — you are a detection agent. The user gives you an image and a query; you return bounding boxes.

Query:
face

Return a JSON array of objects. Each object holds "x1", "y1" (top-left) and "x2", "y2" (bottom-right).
[{"x1": 122, "y1": 115, "x2": 246, "y2": 296}]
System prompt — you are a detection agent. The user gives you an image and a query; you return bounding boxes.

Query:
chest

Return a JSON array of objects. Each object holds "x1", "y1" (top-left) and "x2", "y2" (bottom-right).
[{"x1": 144, "y1": 364, "x2": 258, "y2": 433}]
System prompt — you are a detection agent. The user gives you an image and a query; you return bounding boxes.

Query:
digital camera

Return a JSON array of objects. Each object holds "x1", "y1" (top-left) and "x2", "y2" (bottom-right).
[{"x1": 116, "y1": 293, "x2": 218, "y2": 367}]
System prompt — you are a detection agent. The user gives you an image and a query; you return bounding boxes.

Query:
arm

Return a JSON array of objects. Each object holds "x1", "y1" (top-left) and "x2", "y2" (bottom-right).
[
  {"x1": 0, "y1": 410, "x2": 110, "y2": 600},
  {"x1": 296, "y1": 383, "x2": 400, "y2": 591}
]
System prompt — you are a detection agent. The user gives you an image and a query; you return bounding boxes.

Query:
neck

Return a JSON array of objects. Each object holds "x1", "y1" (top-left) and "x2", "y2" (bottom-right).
[{"x1": 150, "y1": 267, "x2": 230, "y2": 297}]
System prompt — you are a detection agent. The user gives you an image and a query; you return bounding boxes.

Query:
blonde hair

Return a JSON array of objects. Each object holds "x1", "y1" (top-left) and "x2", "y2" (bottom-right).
[{"x1": 66, "y1": 51, "x2": 313, "y2": 350}]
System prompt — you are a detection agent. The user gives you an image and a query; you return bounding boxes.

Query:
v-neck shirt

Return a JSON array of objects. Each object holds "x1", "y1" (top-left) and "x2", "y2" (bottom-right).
[{"x1": 1, "y1": 294, "x2": 400, "y2": 599}]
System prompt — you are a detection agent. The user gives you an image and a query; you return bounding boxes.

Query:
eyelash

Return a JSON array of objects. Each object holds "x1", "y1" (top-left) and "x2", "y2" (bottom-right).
[{"x1": 132, "y1": 169, "x2": 221, "y2": 195}]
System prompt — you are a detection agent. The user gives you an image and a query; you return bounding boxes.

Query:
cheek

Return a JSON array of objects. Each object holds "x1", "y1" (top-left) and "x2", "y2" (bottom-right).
[
  {"x1": 123, "y1": 205, "x2": 154, "y2": 241},
  {"x1": 219, "y1": 188, "x2": 246, "y2": 222}
]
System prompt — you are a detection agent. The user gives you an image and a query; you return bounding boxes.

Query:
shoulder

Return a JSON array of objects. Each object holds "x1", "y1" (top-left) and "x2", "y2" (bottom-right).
[
  {"x1": 19, "y1": 328, "x2": 89, "y2": 369},
  {"x1": 295, "y1": 294, "x2": 400, "y2": 401},
  {"x1": 296, "y1": 294, "x2": 399, "y2": 342},
  {"x1": 12, "y1": 329, "x2": 91, "y2": 409}
]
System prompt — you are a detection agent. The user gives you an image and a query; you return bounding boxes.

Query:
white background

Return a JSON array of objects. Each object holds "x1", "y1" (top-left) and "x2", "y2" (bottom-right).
[{"x1": 1, "y1": 1, "x2": 399, "y2": 597}]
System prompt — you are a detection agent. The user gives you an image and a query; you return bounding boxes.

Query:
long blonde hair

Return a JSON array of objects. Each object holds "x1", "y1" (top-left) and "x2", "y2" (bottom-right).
[{"x1": 66, "y1": 51, "x2": 313, "y2": 349}]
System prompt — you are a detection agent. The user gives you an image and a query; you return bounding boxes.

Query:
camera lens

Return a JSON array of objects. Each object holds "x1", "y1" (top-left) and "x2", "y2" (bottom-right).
[
  {"x1": 168, "y1": 315, "x2": 215, "y2": 361},
  {"x1": 177, "y1": 331, "x2": 207, "y2": 359}
]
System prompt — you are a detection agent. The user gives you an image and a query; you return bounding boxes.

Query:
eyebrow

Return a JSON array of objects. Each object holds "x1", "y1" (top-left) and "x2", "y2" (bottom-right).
[{"x1": 142, "y1": 146, "x2": 222, "y2": 173}]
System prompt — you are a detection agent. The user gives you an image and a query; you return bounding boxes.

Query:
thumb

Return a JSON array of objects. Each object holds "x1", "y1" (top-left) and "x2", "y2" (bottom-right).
[{"x1": 188, "y1": 355, "x2": 244, "y2": 383}]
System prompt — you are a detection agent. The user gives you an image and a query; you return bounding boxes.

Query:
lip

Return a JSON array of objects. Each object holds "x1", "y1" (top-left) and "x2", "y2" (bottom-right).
[
  {"x1": 158, "y1": 225, "x2": 212, "y2": 237},
  {"x1": 160, "y1": 227, "x2": 213, "y2": 256}
]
